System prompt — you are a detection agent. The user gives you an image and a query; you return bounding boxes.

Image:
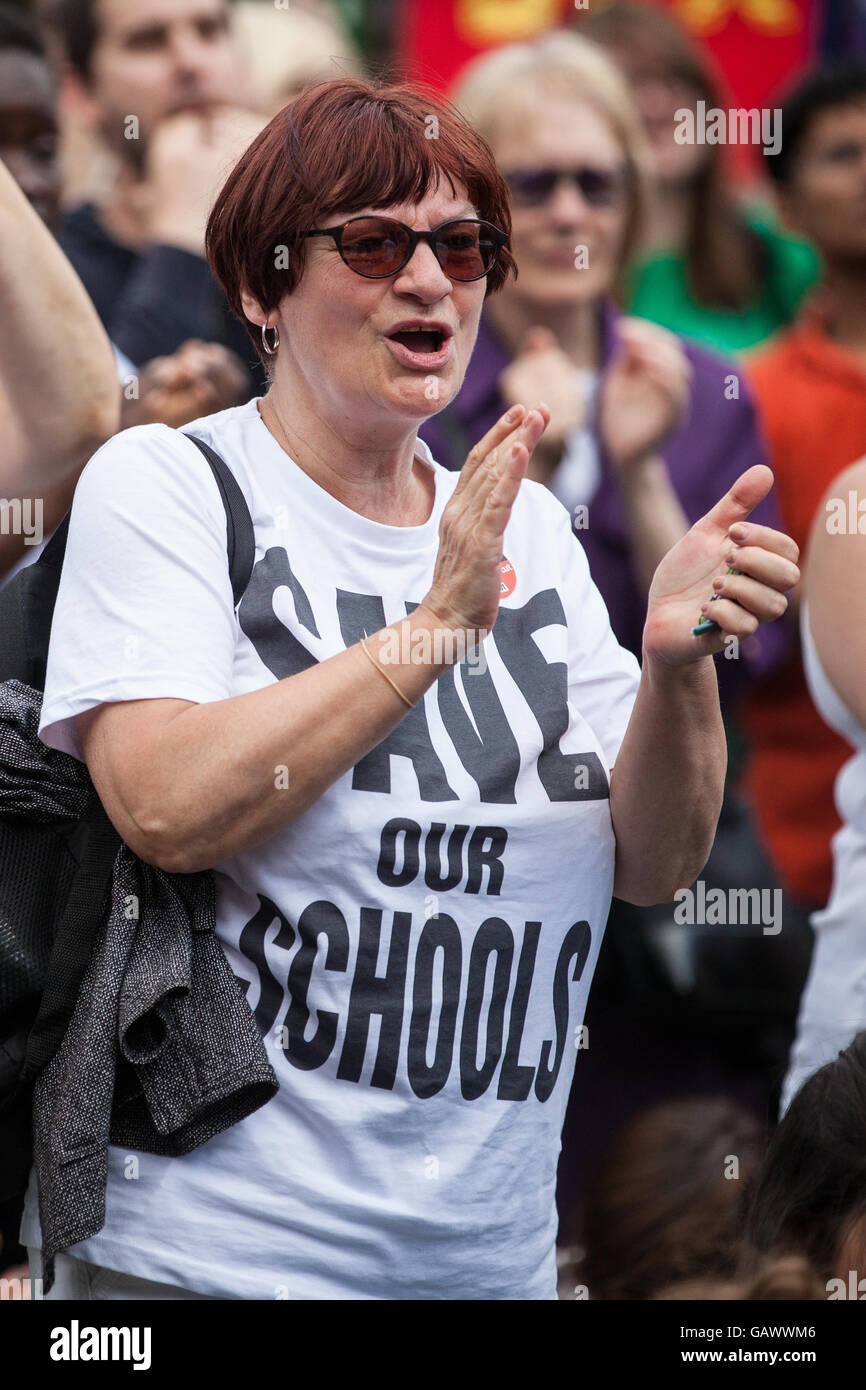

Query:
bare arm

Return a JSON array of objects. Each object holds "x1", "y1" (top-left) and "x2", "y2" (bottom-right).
[
  {"x1": 0, "y1": 157, "x2": 119, "y2": 495},
  {"x1": 610, "y1": 654, "x2": 725, "y2": 905},
  {"x1": 804, "y1": 455, "x2": 866, "y2": 728},
  {"x1": 609, "y1": 466, "x2": 800, "y2": 905},
  {"x1": 77, "y1": 605, "x2": 461, "y2": 874}
]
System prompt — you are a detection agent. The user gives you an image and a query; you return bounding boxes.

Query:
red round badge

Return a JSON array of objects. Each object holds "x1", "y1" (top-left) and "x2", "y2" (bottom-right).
[{"x1": 499, "y1": 557, "x2": 516, "y2": 597}]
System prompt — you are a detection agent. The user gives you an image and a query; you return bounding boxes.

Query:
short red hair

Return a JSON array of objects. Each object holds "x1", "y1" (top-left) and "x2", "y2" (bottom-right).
[{"x1": 206, "y1": 76, "x2": 516, "y2": 364}]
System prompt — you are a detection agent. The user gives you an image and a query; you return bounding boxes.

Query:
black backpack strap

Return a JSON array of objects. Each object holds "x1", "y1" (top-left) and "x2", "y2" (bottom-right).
[{"x1": 183, "y1": 433, "x2": 255, "y2": 606}]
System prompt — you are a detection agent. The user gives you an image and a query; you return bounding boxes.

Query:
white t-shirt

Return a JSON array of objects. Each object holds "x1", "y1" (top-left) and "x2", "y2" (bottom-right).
[
  {"x1": 780, "y1": 604, "x2": 866, "y2": 1116},
  {"x1": 21, "y1": 395, "x2": 641, "y2": 1300}
]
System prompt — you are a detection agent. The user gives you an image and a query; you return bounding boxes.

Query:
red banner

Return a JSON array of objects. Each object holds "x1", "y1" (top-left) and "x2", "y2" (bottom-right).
[{"x1": 399, "y1": 0, "x2": 819, "y2": 111}]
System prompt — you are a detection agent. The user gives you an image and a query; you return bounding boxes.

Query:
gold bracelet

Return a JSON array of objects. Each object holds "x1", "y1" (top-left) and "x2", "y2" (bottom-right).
[{"x1": 359, "y1": 636, "x2": 416, "y2": 709}]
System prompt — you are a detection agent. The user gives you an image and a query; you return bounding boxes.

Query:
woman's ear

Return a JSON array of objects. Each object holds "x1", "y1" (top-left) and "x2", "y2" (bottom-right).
[{"x1": 240, "y1": 288, "x2": 268, "y2": 328}]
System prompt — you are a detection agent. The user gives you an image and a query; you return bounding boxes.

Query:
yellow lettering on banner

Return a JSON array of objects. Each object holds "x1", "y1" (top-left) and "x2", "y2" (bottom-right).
[
  {"x1": 456, "y1": 0, "x2": 561, "y2": 46},
  {"x1": 675, "y1": 0, "x2": 800, "y2": 36}
]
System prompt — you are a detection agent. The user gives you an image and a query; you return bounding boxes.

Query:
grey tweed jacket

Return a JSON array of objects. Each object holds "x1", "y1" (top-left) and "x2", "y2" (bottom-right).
[{"x1": 0, "y1": 681, "x2": 279, "y2": 1294}]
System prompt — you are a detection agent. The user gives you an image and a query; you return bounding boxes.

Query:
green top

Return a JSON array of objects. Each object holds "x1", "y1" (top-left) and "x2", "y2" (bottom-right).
[{"x1": 624, "y1": 205, "x2": 821, "y2": 356}]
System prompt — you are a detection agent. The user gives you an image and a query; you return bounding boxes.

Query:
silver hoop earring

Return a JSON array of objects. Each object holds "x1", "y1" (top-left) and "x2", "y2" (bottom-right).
[{"x1": 261, "y1": 321, "x2": 280, "y2": 355}]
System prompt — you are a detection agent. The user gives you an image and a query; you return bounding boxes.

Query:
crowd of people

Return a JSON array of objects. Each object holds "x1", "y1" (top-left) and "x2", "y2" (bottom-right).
[{"x1": 2, "y1": 0, "x2": 866, "y2": 1301}]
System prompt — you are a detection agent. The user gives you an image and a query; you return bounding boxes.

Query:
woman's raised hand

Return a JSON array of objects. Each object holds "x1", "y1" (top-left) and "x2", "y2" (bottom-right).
[
  {"x1": 420, "y1": 403, "x2": 550, "y2": 652},
  {"x1": 642, "y1": 464, "x2": 800, "y2": 667},
  {"x1": 599, "y1": 317, "x2": 692, "y2": 471},
  {"x1": 498, "y1": 328, "x2": 585, "y2": 474}
]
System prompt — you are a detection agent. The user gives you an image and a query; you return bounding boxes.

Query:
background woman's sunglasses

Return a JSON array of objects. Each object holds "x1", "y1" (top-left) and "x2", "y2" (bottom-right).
[
  {"x1": 303, "y1": 216, "x2": 507, "y2": 280},
  {"x1": 504, "y1": 166, "x2": 631, "y2": 208}
]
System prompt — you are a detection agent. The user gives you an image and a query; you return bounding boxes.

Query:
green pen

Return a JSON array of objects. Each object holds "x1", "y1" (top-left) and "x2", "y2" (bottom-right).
[{"x1": 691, "y1": 567, "x2": 742, "y2": 636}]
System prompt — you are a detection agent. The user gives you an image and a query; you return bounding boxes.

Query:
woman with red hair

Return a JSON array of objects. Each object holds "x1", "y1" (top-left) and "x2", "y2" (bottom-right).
[{"x1": 21, "y1": 77, "x2": 797, "y2": 1300}]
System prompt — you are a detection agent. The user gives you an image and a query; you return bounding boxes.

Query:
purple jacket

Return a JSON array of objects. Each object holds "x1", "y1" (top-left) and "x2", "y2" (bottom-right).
[{"x1": 419, "y1": 300, "x2": 790, "y2": 711}]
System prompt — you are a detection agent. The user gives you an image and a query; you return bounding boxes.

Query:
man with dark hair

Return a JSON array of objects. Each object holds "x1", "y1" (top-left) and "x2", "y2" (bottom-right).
[
  {"x1": 763, "y1": 64, "x2": 866, "y2": 188},
  {"x1": 742, "y1": 63, "x2": 866, "y2": 952},
  {"x1": 38, "y1": 0, "x2": 266, "y2": 393}
]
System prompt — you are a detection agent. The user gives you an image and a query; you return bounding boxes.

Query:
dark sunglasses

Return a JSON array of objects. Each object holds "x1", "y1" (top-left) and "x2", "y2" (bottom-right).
[
  {"x1": 302, "y1": 215, "x2": 507, "y2": 281},
  {"x1": 504, "y1": 166, "x2": 631, "y2": 208}
]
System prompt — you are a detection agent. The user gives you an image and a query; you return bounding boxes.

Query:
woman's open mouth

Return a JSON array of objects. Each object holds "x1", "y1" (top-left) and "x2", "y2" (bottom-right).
[{"x1": 384, "y1": 327, "x2": 453, "y2": 370}]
